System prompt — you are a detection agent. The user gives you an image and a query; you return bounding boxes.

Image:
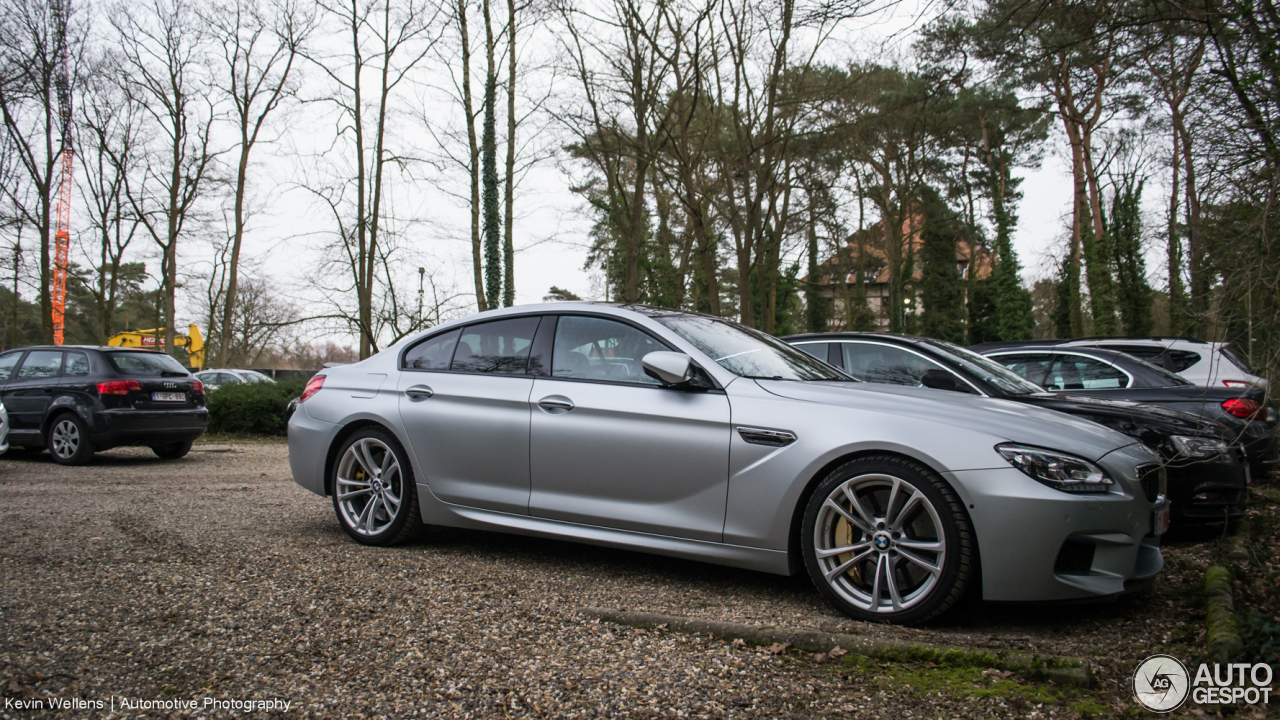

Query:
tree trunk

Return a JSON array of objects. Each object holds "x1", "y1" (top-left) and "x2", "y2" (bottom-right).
[
  {"x1": 458, "y1": 0, "x2": 485, "y2": 312},
  {"x1": 482, "y1": 0, "x2": 502, "y2": 308},
  {"x1": 502, "y1": 0, "x2": 516, "y2": 307}
]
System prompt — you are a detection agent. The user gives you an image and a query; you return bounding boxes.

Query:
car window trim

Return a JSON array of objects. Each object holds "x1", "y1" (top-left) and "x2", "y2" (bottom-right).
[
  {"x1": 449, "y1": 315, "x2": 545, "y2": 376},
  {"x1": 545, "y1": 313, "x2": 685, "y2": 390},
  {"x1": 64, "y1": 350, "x2": 91, "y2": 377},
  {"x1": 14, "y1": 349, "x2": 66, "y2": 381},
  {"x1": 1024, "y1": 351, "x2": 1135, "y2": 391},
  {"x1": 0, "y1": 350, "x2": 27, "y2": 383},
  {"x1": 398, "y1": 311, "x2": 722, "y2": 389},
  {"x1": 829, "y1": 340, "x2": 987, "y2": 396},
  {"x1": 980, "y1": 351, "x2": 1055, "y2": 386}
]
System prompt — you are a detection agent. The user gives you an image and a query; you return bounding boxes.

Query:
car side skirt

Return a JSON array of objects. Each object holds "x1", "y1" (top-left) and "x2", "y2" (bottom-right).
[{"x1": 416, "y1": 482, "x2": 793, "y2": 576}]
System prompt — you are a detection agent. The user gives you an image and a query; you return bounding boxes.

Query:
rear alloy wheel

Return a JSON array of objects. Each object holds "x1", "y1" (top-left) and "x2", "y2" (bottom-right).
[
  {"x1": 802, "y1": 456, "x2": 973, "y2": 624},
  {"x1": 47, "y1": 413, "x2": 95, "y2": 466},
  {"x1": 151, "y1": 440, "x2": 194, "y2": 459},
  {"x1": 331, "y1": 429, "x2": 422, "y2": 546}
]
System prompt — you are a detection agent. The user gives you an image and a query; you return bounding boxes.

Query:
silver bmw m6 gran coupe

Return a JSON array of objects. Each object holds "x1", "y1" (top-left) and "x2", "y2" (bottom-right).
[{"x1": 288, "y1": 303, "x2": 1169, "y2": 624}]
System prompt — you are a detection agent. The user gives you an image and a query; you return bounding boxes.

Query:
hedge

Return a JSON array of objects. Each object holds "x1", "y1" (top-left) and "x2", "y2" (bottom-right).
[{"x1": 204, "y1": 378, "x2": 308, "y2": 436}]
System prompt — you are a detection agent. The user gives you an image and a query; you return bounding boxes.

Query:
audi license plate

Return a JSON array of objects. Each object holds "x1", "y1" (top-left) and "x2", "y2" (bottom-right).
[
  {"x1": 152, "y1": 392, "x2": 185, "y2": 402},
  {"x1": 1153, "y1": 504, "x2": 1171, "y2": 536}
]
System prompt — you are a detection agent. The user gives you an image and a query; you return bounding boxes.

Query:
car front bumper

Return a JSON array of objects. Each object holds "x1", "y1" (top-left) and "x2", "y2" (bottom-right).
[
  {"x1": 92, "y1": 408, "x2": 208, "y2": 449},
  {"x1": 946, "y1": 460, "x2": 1165, "y2": 603},
  {"x1": 1166, "y1": 449, "x2": 1250, "y2": 522}
]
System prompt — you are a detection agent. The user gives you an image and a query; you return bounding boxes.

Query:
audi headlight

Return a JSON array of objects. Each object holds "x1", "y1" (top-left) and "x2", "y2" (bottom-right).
[
  {"x1": 996, "y1": 443, "x2": 1113, "y2": 493},
  {"x1": 1169, "y1": 435, "x2": 1230, "y2": 459}
]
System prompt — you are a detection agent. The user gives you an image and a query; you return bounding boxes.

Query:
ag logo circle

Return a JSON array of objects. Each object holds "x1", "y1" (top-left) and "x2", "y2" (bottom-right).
[{"x1": 1133, "y1": 654, "x2": 1190, "y2": 713}]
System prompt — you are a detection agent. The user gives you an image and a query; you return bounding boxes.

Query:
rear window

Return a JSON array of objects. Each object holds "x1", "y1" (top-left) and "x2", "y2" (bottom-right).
[
  {"x1": 107, "y1": 351, "x2": 190, "y2": 376},
  {"x1": 1221, "y1": 347, "x2": 1258, "y2": 375}
]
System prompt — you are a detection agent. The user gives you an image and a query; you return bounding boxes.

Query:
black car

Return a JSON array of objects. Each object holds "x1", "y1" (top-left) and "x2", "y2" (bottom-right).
[
  {"x1": 0, "y1": 345, "x2": 208, "y2": 465},
  {"x1": 972, "y1": 344, "x2": 1278, "y2": 478},
  {"x1": 783, "y1": 333, "x2": 1250, "y2": 523}
]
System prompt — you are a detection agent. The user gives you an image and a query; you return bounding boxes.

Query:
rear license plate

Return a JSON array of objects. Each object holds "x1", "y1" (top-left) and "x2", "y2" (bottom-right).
[
  {"x1": 1153, "y1": 505, "x2": 1171, "y2": 536},
  {"x1": 152, "y1": 392, "x2": 186, "y2": 402}
]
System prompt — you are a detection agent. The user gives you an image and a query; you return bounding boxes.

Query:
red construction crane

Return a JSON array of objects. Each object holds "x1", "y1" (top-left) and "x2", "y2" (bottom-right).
[{"x1": 50, "y1": 0, "x2": 73, "y2": 345}]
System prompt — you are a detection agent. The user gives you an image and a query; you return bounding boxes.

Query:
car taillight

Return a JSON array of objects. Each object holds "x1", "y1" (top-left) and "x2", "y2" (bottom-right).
[
  {"x1": 98, "y1": 379, "x2": 142, "y2": 395},
  {"x1": 1222, "y1": 397, "x2": 1263, "y2": 420},
  {"x1": 192, "y1": 379, "x2": 204, "y2": 394},
  {"x1": 299, "y1": 375, "x2": 325, "y2": 403}
]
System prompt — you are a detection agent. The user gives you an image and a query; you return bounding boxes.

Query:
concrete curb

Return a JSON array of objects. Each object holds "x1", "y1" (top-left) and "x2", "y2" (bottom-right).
[
  {"x1": 1205, "y1": 565, "x2": 1244, "y2": 663},
  {"x1": 577, "y1": 607, "x2": 1093, "y2": 688}
]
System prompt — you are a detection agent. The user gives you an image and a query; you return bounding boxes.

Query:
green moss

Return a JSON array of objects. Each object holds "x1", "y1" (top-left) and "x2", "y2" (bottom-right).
[
  {"x1": 1069, "y1": 698, "x2": 1108, "y2": 717},
  {"x1": 831, "y1": 652, "x2": 1108, "y2": 710}
]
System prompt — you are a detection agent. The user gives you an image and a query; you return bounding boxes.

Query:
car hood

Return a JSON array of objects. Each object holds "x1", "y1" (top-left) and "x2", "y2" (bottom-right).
[
  {"x1": 1016, "y1": 393, "x2": 1232, "y2": 441},
  {"x1": 754, "y1": 379, "x2": 1135, "y2": 462}
]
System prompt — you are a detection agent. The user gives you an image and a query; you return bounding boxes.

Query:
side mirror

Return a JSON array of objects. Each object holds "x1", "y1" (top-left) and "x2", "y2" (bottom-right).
[
  {"x1": 920, "y1": 369, "x2": 961, "y2": 392},
  {"x1": 642, "y1": 351, "x2": 694, "y2": 386}
]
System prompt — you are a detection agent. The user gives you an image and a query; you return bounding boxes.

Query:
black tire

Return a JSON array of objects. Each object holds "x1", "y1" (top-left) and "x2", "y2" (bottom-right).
[
  {"x1": 330, "y1": 427, "x2": 422, "y2": 546},
  {"x1": 151, "y1": 439, "x2": 194, "y2": 459},
  {"x1": 800, "y1": 455, "x2": 974, "y2": 625},
  {"x1": 47, "y1": 412, "x2": 95, "y2": 466}
]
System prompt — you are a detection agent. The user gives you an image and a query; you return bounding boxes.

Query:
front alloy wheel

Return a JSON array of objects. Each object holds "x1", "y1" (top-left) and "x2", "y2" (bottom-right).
[
  {"x1": 331, "y1": 429, "x2": 421, "y2": 545},
  {"x1": 802, "y1": 456, "x2": 973, "y2": 624}
]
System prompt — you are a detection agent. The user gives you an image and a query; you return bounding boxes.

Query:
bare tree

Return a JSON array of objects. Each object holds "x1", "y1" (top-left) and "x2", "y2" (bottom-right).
[
  {"x1": 303, "y1": 0, "x2": 444, "y2": 357},
  {"x1": 114, "y1": 0, "x2": 220, "y2": 357},
  {"x1": 206, "y1": 0, "x2": 314, "y2": 366},
  {"x1": 76, "y1": 50, "x2": 145, "y2": 342}
]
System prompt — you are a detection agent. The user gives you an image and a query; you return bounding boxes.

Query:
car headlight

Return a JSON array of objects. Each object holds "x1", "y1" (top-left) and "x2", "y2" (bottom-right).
[
  {"x1": 1168, "y1": 435, "x2": 1230, "y2": 459},
  {"x1": 996, "y1": 443, "x2": 1113, "y2": 493}
]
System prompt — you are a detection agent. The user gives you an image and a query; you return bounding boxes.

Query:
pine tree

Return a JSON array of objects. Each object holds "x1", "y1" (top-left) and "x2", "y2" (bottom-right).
[
  {"x1": 1052, "y1": 255, "x2": 1078, "y2": 339},
  {"x1": 918, "y1": 188, "x2": 967, "y2": 343},
  {"x1": 1110, "y1": 180, "x2": 1153, "y2": 336}
]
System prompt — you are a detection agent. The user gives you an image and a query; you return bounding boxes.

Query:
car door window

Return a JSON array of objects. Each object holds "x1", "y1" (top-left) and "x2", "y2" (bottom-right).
[
  {"x1": 0, "y1": 351, "x2": 21, "y2": 381},
  {"x1": 1045, "y1": 355, "x2": 1128, "y2": 390},
  {"x1": 792, "y1": 342, "x2": 829, "y2": 363},
  {"x1": 219, "y1": 373, "x2": 243, "y2": 385},
  {"x1": 196, "y1": 372, "x2": 217, "y2": 384},
  {"x1": 839, "y1": 343, "x2": 946, "y2": 386},
  {"x1": 452, "y1": 317, "x2": 541, "y2": 375},
  {"x1": 16, "y1": 350, "x2": 62, "y2": 379},
  {"x1": 991, "y1": 353, "x2": 1053, "y2": 386},
  {"x1": 552, "y1": 316, "x2": 665, "y2": 385},
  {"x1": 65, "y1": 352, "x2": 90, "y2": 376},
  {"x1": 403, "y1": 329, "x2": 461, "y2": 371}
]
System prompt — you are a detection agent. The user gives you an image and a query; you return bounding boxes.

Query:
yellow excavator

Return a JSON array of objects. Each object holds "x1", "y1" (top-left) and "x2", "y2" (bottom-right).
[{"x1": 107, "y1": 324, "x2": 206, "y2": 370}]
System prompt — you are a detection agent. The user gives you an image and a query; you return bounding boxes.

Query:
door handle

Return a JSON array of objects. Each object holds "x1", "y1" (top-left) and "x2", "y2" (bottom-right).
[
  {"x1": 537, "y1": 396, "x2": 574, "y2": 413},
  {"x1": 405, "y1": 384, "x2": 434, "y2": 400}
]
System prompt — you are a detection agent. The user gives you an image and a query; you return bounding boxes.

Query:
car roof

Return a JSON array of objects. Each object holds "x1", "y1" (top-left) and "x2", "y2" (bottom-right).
[
  {"x1": 2, "y1": 345, "x2": 169, "y2": 354},
  {"x1": 782, "y1": 332, "x2": 922, "y2": 344}
]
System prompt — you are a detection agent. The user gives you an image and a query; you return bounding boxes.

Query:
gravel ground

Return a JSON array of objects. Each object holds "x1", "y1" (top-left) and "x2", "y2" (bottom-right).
[{"x1": 0, "y1": 441, "x2": 1228, "y2": 719}]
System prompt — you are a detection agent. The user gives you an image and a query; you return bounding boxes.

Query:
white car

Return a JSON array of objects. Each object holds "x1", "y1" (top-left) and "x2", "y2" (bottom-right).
[
  {"x1": 1056, "y1": 338, "x2": 1267, "y2": 390},
  {"x1": 194, "y1": 368, "x2": 276, "y2": 391},
  {"x1": 1, "y1": 401, "x2": 8, "y2": 455}
]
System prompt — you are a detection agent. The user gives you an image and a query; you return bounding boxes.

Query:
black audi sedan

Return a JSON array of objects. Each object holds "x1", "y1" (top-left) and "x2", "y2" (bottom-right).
[
  {"x1": 0, "y1": 345, "x2": 207, "y2": 465},
  {"x1": 783, "y1": 332, "x2": 1250, "y2": 523},
  {"x1": 972, "y1": 344, "x2": 1277, "y2": 478}
]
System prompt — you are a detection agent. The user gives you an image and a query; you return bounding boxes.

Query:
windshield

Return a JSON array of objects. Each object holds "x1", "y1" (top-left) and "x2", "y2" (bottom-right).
[
  {"x1": 107, "y1": 351, "x2": 190, "y2": 376},
  {"x1": 656, "y1": 315, "x2": 851, "y2": 381},
  {"x1": 918, "y1": 339, "x2": 1044, "y2": 395}
]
